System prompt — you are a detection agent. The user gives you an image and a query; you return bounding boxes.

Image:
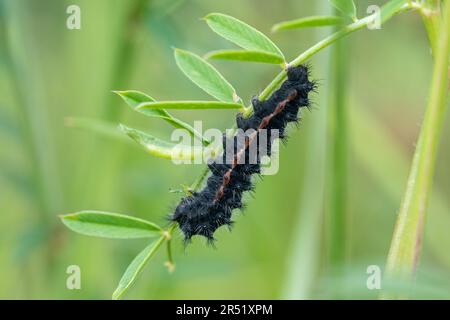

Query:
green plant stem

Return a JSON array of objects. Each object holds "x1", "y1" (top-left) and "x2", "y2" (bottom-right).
[
  {"x1": 417, "y1": 0, "x2": 441, "y2": 54},
  {"x1": 166, "y1": 238, "x2": 174, "y2": 263},
  {"x1": 165, "y1": 237, "x2": 175, "y2": 271},
  {"x1": 386, "y1": 0, "x2": 450, "y2": 281},
  {"x1": 258, "y1": 1, "x2": 412, "y2": 104},
  {"x1": 190, "y1": 167, "x2": 211, "y2": 191}
]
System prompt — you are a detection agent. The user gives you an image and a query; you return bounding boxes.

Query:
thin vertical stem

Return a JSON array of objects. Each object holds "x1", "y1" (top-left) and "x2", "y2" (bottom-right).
[
  {"x1": 164, "y1": 232, "x2": 175, "y2": 273},
  {"x1": 386, "y1": 0, "x2": 450, "y2": 282}
]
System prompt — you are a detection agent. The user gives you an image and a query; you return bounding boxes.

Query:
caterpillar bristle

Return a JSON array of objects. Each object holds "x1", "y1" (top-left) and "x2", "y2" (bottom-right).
[{"x1": 170, "y1": 65, "x2": 315, "y2": 242}]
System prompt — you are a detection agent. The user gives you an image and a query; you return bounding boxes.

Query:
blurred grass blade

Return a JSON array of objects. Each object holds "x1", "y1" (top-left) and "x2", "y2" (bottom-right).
[
  {"x1": 114, "y1": 90, "x2": 208, "y2": 145},
  {"x1": 14, "y1": 224, "x2": 49, "y2": 263},
  {"x1": 174, "y1": 49, "x2": 239, "y2": 103},
  {"x1": 66, "y1": 117, "x2": 209, "y2": 155},
  {"x1": 282, "y1": 0, "x2": 332, "y2": 299},
  {"x1": 327, "y1": 10, "x2": 350, "y2": 270},
  {"x1": 119, "y1": 124, "x2": 205, "y2": 161},
  {"x1": 60, "y1": 211, "x2": 162, "y2": 239},
  {"x1": 0, "y1": 169, "x2": 33, "y2": 200},
  {"x1": 113, "y1": 236, "x2": 165, "y2": 300},
  {"x1": 65, "y1": 117, "x2": 128, "y2": 142},
  {"x1": 136, "y1": 100, "x2": 243, "y2": 110},
  {"x1": 204, "y1": 13, "x2": 284, "y2": 59},
  {"x1": 386, "y1": 1, "x2": 450, "y2": 283},
  {"x1": 328, "y1": 0, "x2": 357, "y2": 20},
  {"x1": 272, "y1": 16, "x2": 343, "y2": 32},
  {"x1": 204, "y1": 50, "x2": 284, "y2": 64},
  {"x1": 0, "y1": 106, "x2": 20, "y2": 141}
]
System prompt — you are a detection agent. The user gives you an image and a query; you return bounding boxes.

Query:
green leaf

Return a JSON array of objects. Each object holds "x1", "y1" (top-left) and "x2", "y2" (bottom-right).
[
  {"x1": 136, "y1": 100, "x2": 243, "y2": 110},
  {"x1": 204, "y1": 50, "x2": 284, "y2": 65},
  {"x1": 60, "y1": 211, "x2": 162, "y2": 239},
  {"x1": 112, "y1": 236, "x2": 165, "y2": 300},
  {"x1": 174, "y1": 49, "x2": 239, "y2": 103},
  {"x1": 329, "y1": 0, "x2": 357, "y2": 20},
  {"x1": 272, "y1": 16, "x2": 344, "y2": 33},
  {"x1": 119, "y1": 124, "x2": 204, "y2": 161},
  {"x1": 204, "y1": 13, "x2": 284, "y2": 59},
  {"x1": 114, "y1": 90, "x2": 208, "y2": 145}
]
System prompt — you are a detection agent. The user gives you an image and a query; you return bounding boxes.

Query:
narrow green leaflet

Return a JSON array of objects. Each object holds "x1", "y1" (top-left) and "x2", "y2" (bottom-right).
[
  {"x1": 119, "y1": 124, "x2": 204, "y2": 161},
  {"x1": 136, "y1": 101, "x2": 243, "y2": 110},
  {"x1": 114, "y1": 90, "x2": 157, "y2": 109},
  {"x1": 174, "y1": 49, "x2": 239, "y2": 103},
  {"x1": 112, "y1": 236, "x2": 165, "y2": 300},
  {"x1": 204, "y1": 13, "x2": 284, "y2": 59},
  {"x1": 60, "y1": 211, "x2": 162, "y2": 239},
  {"x1": 329, "y1": 0, "x2": 357, "y2": 20},
  {"x1": 272, "y1": 16, "x2": 343, "y2": 32},
  {"x1": 204, "y1": 50, "x2": 284, "y2": 65},
  {"x1": 114, "y1": 90, "x2": 207, "y2": 145},
  {"x1": 114, "y1": 90, "x2": 170, "y2": 119}
]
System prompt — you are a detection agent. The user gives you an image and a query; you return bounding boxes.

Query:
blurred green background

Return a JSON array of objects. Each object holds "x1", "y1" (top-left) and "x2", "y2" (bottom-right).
[{"x1": 0, "y1": 0, "x2": 449, "y2": 299}]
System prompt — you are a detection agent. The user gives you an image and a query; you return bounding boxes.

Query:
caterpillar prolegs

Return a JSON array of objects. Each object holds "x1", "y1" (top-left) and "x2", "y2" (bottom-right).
[{"x1": 170, "y1": 65, "x2": 315, "y2": 241}]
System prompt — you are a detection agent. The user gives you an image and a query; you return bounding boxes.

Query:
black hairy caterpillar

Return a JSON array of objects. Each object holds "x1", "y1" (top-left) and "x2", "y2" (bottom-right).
[{"x1": 170, "y1": 65, "x2": 315, "y2": 242}]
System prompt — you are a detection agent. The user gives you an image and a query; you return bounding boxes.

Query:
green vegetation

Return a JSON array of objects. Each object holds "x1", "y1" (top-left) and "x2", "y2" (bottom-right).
[{"x1": 0, "y1": 0, "x2": 449, "y2": 300}]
